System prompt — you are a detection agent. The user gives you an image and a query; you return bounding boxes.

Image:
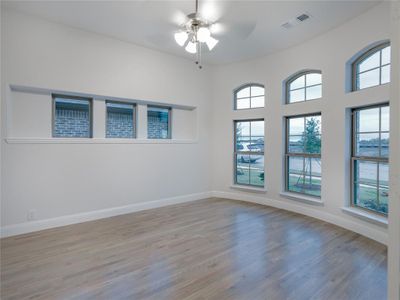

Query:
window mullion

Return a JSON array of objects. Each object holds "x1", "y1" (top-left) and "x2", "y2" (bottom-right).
[
  {"x1": 304, "y1": 75, "x2": 307, "y2": 101},
  {"x1": 302, "y1": 156, "x2": 306, "y2": 188},
  {"x1": 248, "y1": 121, "x2": 252, "y2": 184},
  {"x1": 376, "y1": 162, "x2": 380, "y2": 207}
]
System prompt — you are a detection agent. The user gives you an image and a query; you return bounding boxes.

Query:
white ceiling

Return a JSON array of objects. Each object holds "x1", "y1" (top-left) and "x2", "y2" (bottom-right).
[{"x1": 3, "y1": 0, "x2": 381, "y2": 65}]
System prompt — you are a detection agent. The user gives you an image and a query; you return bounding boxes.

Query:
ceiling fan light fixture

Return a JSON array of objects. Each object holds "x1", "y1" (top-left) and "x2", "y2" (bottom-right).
[
  {"x1": 185, "y1": 41, "x2": 197, "y2": 53},
  {"x1": 197, "y1": 27, "x2": 211, "y2": 42},
  {"x1": 174, "y1": 31, "x2": 188, "y2": 47},
  {"x1": 206, "y1": 36, "x2": 218, "y2": 50}
]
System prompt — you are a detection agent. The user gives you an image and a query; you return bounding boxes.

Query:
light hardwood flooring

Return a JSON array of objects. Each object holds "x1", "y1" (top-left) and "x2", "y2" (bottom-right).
[{"x1": 1, "y1": 198, "x2": 387, "y2": 300}]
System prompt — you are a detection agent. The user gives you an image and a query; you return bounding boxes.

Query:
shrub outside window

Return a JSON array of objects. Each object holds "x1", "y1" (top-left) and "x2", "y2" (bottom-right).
[
  {"x1": 53, "y1": 95, "x2": 92, "y2": 138},
  {"x1": 234, "y1": 119, "x2": 265, "y2": 187},
  {"x1": 234, "y1": 84, "x2": 265, "y2": 110},
  {"x1": 286, "y1": 71, "x2": 322, "y2": 103},
  {"x1": 353, "y1": 43, "x2": 391, "y2": 91},
  {"x1": 285, "y1": 114, "x2": 321, "y2": 197},
  {"x1": 352, "y1": 104, "x2": 389, "y2": 215}
]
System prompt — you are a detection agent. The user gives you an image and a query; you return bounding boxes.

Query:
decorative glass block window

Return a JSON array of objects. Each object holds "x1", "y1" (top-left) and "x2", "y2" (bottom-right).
[
  {"x1": 285, "y1": 114, "x2": 322, "y2": 197},
  {"x1": 147, "y1": 106, "x2": 171, "y2": 139},
  {"x1": 353, "y1": 43, "x2": 391, "y2": 91},
  {"x1": 234, "y1": 119, "x2": 265, "y2": 187},
  {"x1": 286, "y1": 71, "x2": 322, "y2": 103},
  {"x1": 352, "y1": 104, "x2": 389, "y2": 215},
  {"x1": 53, "y1": 95, "x2": 92, "y2": 138},
  {"x1": 106, "y1": 101, "x2": 136, "y2": 138},
  {"x1": 234, "y1": 84, "x2": 265, "y2": 110}
]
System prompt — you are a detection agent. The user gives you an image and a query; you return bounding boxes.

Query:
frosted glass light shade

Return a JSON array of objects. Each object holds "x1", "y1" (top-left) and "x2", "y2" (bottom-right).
[
  {"x1": 206, "y1": 36, "x2": 218, "y2": 50},
  {"x1": 197, "y1": 27, "x2": 211, "y2": 42},
  {"x1": 185, "y1": 41, "x2": 197, "y2": 54},
  {"x1": 174, "y1": 31, "x2": 188, "y2": 46}
]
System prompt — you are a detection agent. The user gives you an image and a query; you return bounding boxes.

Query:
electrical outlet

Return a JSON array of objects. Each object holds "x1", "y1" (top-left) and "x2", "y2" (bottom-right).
[{"x1": 27, "y1": 209, "x2": 37, "y2": 221}]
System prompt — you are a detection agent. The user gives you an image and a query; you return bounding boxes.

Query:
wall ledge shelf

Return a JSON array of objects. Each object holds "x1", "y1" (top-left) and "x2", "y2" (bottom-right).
[{"x1": 5, "y1": 138, "x2": 198, "y2": 145}]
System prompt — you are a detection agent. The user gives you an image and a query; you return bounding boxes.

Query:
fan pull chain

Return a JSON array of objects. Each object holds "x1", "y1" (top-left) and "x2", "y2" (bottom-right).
[{"x1": 199, "y1": 42, "x2": 202, "y2": 69}]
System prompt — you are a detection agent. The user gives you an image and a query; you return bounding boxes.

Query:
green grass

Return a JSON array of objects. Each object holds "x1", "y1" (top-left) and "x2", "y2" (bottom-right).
[
  {"x1": 288, "y1": 174, "x2": 321, "y2": 197},
  {"x1": 355, "y1": 183, "x2": 388, "y2": 214},
  {"x1": 236, "y1": 164, "x2": 264, "y2": 187}
]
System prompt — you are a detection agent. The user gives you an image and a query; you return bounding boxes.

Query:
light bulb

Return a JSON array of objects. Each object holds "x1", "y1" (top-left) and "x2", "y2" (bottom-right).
[
  {"x1": 185, "y1": 41, "x2": 197, "y2": 54},
  {"x1": 206, "y1": 36, "x2": 218, "y2": 50},
  {"x1": 197, "y1": 27, "x2": 211, "y2": 43},
  {"x1": 174, "y1": 31, "x2": 188, "y2": 47}
]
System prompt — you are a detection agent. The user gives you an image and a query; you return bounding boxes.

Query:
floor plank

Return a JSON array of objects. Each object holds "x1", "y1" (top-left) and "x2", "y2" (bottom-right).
[{"x1": 0, "y1": 198, "x2": 387, "y2": 300}]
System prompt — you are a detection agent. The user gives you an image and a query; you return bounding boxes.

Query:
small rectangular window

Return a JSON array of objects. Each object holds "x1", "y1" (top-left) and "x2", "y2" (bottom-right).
[
  {"x1": 351, "y1": 104, "x2": 389, "y2": 215},
  {"x1": 106, "y1": 101, "x2": 136, "y2": 138},
  {"x1": 234, "y1": 119, "x2": 265, "y2": 187},
  {"x1": 285, "y1": 114, "x2": 321, "y2": 197},
  {"x1": 53, "y1": 95, "x2": 92, "y2": 138},
  {"x1": 147, "y1": 106, "x2": 171, "y2": 139}
]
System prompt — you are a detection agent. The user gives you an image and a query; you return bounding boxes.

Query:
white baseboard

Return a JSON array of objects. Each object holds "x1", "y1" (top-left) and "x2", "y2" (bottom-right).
[
  {"x1": 1, "y1": 191, "x2": 212, "y2": 238},
  {"x1": 211, "y1": 191, "x2": 388, "y2": 245},
  {"x1": 1, "y1": 190, "x2": 388, "y2": 245}
]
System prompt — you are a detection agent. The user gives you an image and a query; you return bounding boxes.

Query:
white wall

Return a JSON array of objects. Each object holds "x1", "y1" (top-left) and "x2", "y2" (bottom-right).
[
  {"x1": 1, "y1": 9, "x2": 213, "y2": 230},
  {"x1": 0, "y1": 3, "x2": 396, "y2": 247},
  {"x1": 210, "y1": 2, "x2": 391, "y2": 244},
  {"x1": 388, "y1": 1, "x2": 400, "y2": 299},
  {"x1": 2, "y1": 2, "x2": 399, "y2": 296}
]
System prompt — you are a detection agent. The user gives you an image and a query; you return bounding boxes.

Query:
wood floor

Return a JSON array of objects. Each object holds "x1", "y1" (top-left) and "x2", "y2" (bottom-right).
[{"x1": 1, "y1": 198, "x2": 387, "y2": 300}]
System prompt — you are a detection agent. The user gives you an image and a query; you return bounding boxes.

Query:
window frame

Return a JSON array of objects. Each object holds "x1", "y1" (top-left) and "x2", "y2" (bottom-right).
[
  {"x1": 233, "y1": 83, "x2": 265, "y2": 110},
  {"x1": 352, "y1": 42, "x2": 391, "y2": 91},
  {"x1": 105, "y1": 100, "x2": 137, "y2": 139},
  {"x1": 52, "y1": 94, "x2": 93, "y2": 138},
  {"x1": 285, "y1": 70, "x2": 322, "y2": 104},
  {"x1": 233, "y1": 118, "x2": 265, "y2": 187},
  {"x1": 147, "y1": 105, "x2": 172, "y2": 139},
  {"x1": 285, "y1": 113, "x2": 322, "y2": 198},
  {"x1": 350, "y1": 103, "x2": 389, "y2": 216}
]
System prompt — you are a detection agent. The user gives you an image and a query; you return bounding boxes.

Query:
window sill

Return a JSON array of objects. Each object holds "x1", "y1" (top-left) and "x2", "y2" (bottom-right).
[
  {"x1": 284, "y1": 97, "x2": 322, "y2": 105},
  {"x1": 280, "y1": 192, "x2": 323, "y2": 206},
  {"x1": 230, "y1": 185, "x2": 267, "y2": 193},
  {"x1": 233, "y1": 107, "x2": 265, "y2": 112},
  {"x1": 347, "y1": 82, "x2": 390, "y2": 94},
  {"x1": 5, "y1": 138, "x2": 198, "y2": 144},
  {"x1": 341, "y1": 207, "x2": 388, "y2": 227}
]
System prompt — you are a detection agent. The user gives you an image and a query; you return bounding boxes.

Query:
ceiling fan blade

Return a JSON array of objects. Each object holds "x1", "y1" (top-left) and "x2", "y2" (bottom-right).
[
  {"x1": 197, "y1": 1, "x2": 228, "y2": 24},
  {"x1": 212, "y1": 21, "x2": 257, "y2": 40},
  {"x1": 171, "y1": 9, "x2": 190, "y2": 26}
]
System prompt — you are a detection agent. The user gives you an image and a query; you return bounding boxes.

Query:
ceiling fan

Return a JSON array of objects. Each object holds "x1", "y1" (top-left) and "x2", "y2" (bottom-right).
[{"x1": 173, "y1": 0, "x2": 220, "y2": 69}]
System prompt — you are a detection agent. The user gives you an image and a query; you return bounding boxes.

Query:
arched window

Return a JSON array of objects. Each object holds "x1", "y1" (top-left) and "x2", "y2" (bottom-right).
[
  {"x1": 234, "y1": 84, "x2": 264, "y2": 110},
  {"x1": 286, "y1": 71, "x2": 322, "y2": 104},
  {"x1": 352, "y1": 42, "x2": 391, "y2": 91}
]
